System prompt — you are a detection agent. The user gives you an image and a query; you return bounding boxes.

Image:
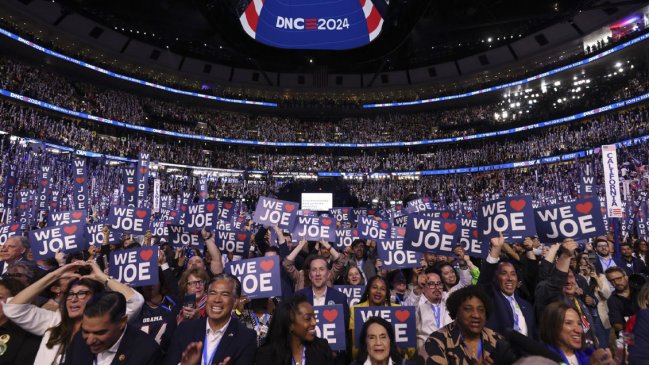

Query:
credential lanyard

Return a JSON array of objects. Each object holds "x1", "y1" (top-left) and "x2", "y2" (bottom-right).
[
  {"x1": 291, "y1": 346, "x2": 306, "y2": 365},
  {"x1": 202, "y1": 331, "x2": 223, "y2": 365}
]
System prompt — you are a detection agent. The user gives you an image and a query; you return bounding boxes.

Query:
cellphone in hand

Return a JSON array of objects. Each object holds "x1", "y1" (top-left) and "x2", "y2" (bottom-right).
[{"x1": 183, "y1": 293, "x2": 196, "y2": 308}]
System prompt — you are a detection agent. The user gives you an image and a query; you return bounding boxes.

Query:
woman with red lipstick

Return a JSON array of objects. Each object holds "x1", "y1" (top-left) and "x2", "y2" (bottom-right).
[
  {"x1": 540, "y1": 302, "x2": 615, "y2": 365},
  {"x1": 256, "y1": 295, "x2": 334, "y2": 365}
]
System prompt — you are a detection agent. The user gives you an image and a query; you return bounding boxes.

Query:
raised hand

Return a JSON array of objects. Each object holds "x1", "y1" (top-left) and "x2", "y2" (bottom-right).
[{"x1": 180, "y1": 341, "x2": 203, "y2": 365}]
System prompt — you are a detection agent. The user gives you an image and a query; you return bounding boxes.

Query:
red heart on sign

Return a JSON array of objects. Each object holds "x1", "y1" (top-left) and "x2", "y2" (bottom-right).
[
  {"x1": 575, "y1": 202, "x2": 593, "y2": 215},
  {"x1": 200, "y1": 192, "x2": 207, "y2": 198},
  {"x1": 423, "y1": 197, "x2": 430, "y2": 203},
  {"x1": 75, "y1": 177, "x2": 85, "y2": 184},
  {"x1": 472, "y1": 230, "x2": 478, "y2": 238},
  {"x1": 171, "y1": 211, "x2": 177, "y2": 217},
  {"x1": 509, "y1": 199, "x2": 526, "y2": 211},
  {"x1": 51, "y1": 202, "x2": 58, "y2": 208},
  {"x1": 368, "y1": 210, "x2": 376, "y2": 215},
  {"x1": 41, "y1": 180, "x2": 48, "y2": 187},
  {"x1": 126, "y1": 186, "x2": 135, "y2": 193},
  {"x1": 7, "y1": 177, "x2": 15, "y2": 185},
  {"x1": 342, "y1": 208, "x2": 349, "y2": 213},
  {"x1": 72, "y1": 212, "x2": 82, "y2": 219},
  {"x1": 444, "y1": 223, "x2": 457, "y2": 234},
  {"x1": 139, "y1": 167, "x2": 148, "y2": 175},
  {"x1": 323, "y1": 309, "x2": 338, "y2": 322},
  {"x1": 322, "y1": 219, "x2": 332, "y2": 226},
  {"x1": 640, "y1": 211, "x2": 645, "y2": 218},
  {"x1": 353, "y1": 229, "x2": 358, "y2": 236},
  {"x1": 284, "y1": 204, "x2": 296, "y2": 213},
  {"x1": 394, "y1": 310, "x2": 410, "y2": 322},
  {"x1": 135, "y1": 210, "x2": 147, "y2": 219},
  {"x1": 139, "y1": 249, "x2": 153, "y2": 261},
  {"x1": 19, "y1": 205, "x2": 26, "y2": 210},
  {"x1": 441, "y1": 212, "x2": 450, "y2": 219},
  {"x1": 380, "y1": 222, "x2": 389, "y2": 230},
  {"x1": 260, "y1": 260, "x2": 274, "y2": 272},
  {"x1": 237, "y1": 233, "x2": 247, "y2": 241},
  {"x1": 466, "y1": 213, "x2": 473, "y2": 218},
  {"x1": 9, "y1": 224, "x2": 19, "y2": 232},
  {"x1": 206, "y1": 203, "x2": 215, "y2": 213},
  {"x1": 181, "y1": 206, "x2": 187, "y2": 212},
  {"x1": 397, "y1": 228, "x2": 406, "y2": 236},
  {"x1": 237, "y1": 217, "x2": 244, "y2": 222},
  {"x1": 224, "y1": 203, "x2": 233, "y2": 209},
  {"x1": 63, "y1": 225, "x2": 77, "y2": 235}
]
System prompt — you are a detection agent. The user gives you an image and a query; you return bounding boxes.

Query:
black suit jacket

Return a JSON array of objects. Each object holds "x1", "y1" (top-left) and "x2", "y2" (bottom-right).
[
  {"x1": 163, "y1": 316, "x2": 257, "y2": 365},
  {"x1": 66, "y1": 324, "x2": 162, "y2": 365},
  {"x1": 477, "y1": 259, "x2": 537, "y2": 338},
  {"x1": 256, "y1": 337, "x2": 334, "y2": 365},
  {"x1": 295, "y1": 287, "x2": 350, "y2": 329}
]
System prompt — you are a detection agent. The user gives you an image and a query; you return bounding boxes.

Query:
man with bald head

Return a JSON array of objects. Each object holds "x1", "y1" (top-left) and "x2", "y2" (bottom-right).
[
  {"x1": 0, "y1": 236, "x2": 29, "y2": 274},
  {"x1": 477, "y1": 233, "x2": 537, "y2": 338}
]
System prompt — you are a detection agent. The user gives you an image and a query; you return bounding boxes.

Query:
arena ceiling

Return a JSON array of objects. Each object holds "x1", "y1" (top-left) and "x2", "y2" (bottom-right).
[{"x1": 54, "y1": 0, "x2": 603, "y2": 73}]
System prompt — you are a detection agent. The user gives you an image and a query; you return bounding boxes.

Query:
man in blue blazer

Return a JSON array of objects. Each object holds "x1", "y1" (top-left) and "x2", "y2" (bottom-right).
[
  {"x1": 164, "y1": 274, "x2": 257, "y2": 365},
  {"x1": 294, "y1": 256, "x2": 350, "y2": 328},
  {"x1": 477, "y1": 233, "x2": 537, "y2": 339}
]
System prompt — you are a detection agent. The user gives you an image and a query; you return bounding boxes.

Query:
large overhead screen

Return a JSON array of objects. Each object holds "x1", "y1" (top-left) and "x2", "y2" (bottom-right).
[{"x1": 239, "y1": 0, "x2": 388, "y2": 50}]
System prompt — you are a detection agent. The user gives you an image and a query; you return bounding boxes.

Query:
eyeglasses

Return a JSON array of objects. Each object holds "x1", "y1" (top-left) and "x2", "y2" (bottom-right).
[
  {"x1": 425, "y1": 281, "x2": 444, "y2": 288},
  {"x1": 66, "y1": 290, "x2": 91, "y2": 301},
  {"x1": 187, "y1": 280, "x2": 205, "y2": 287},
  {"x1": 608, "y1": 276, "x2": 626, "y2": 283}
]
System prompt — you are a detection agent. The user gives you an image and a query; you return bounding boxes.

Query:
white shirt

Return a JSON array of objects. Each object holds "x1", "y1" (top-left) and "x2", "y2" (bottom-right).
[
  {"x1": 416, "y1": 293, "x2": 452, "y2": 354},
  {"x1": 203, "y1": 318, "x2": 232, "y2": 365},
  {"x1": 96, "y1": 327, "x2": 127, "y2": 365},
  {"x1": 313, "y1": 287, "x2": 327, "y2": 307},
  {"x1": 502, "y1": 292, "x2": 528, "y2": 336}
]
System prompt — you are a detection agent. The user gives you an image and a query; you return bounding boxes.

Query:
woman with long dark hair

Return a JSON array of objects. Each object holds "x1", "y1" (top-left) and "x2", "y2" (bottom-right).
[
  {"x1": 256, "y1": 295, "x2": 334, "y2": 365},
  {"x1": 4, "y1": 260, "x2": 143, "y2": 365},
  {"x1": 352, "y1": 316, "x2": 413, "y2": 365}
]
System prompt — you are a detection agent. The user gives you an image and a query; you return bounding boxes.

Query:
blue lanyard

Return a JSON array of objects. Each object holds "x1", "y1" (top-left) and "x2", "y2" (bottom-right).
[
  {"x1": 431, "y1": 303, "x2": 441, "y2": 328},
  {"x1": 202, "y1": 331, "x2": 223, "y2": 365},
  {"x1": 291, "y1": 346, "x2": 306, "y2": 365},
  {"x1": 460, "y1": 334, "x2": 483, "y2": 361},
  {"x1": 252, "y1": 311, "x2": 268, "y2": 339}
]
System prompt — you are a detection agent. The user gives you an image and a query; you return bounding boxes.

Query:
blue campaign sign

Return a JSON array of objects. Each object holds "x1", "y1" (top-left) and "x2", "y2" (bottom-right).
[
  {"x1": 159, "y1": 208, "x2": 180, "y2": 225},
  {"x1": 329, "y1": 207, "x2": 355, "y2": 225},
  {"x1": 534, "y1": 198, "x2": 606, "y2": 244},
  {"x1": 334, "y1": 228, "x2": 359, "y2": 250},
  {"x1": 225, "y1": 256, "x2": 282, "y2": 299},
  {"x1": 183, "y1": 202, "x2": 217, "y2": 230},
  {"x1": 109, "y1": 246, "x2": 159, "y2": 287},
  {"x1": 458, "y1": 218, "x2": 487, "y2": 258},
  {"x1": 407, "y1": 197, "x2": 436, "y2": 214},
  {"x1": 107, "y1": 206, "x2": 151, "y2": 235},
  {"x1": 149, "y1": 220, "x2": 169, "y2": 240},
  {"x1": 334, "y1": 285, "x2": 364, "y2": 307},
  {"x1": 30, "y1": 222, "x2": 86, "y2": 260},
  {"x1": 47, "y1": 210, "x2": 86, "y2": 226},
  {"x1": 241, "y1": 0, "x2": 385, "y2": 50},
  {"x1": 314, "y1": 305, "x2": 346, "y2": 351},
  {"x1": 403, "y1": 215, "x2": 461, "y2": 256},
  {"x1": 0, "y1": 223, "x2": 20, "y2": 245},
  {"x1": 85, "y1": 223, "x2": 118, "y2": 246},
  {"x1": 217, "y1": 201, "x2": 236, "y2": 223},
  {"x1": 292, "y1": 216, "x2": 336, "y2": 242},
  {"x1": 357, "y1": 215, "x2": 391, "y2": 241},
  {"x1": 168, "y1": 225, "x2": 204, "y2": 250},
  {"x1": 353, "y1": 307, "x2": 416, "y2": 348},
  {"x1": 393, "y1": 214, "x2": 410, "y2": 228},
  {"x1": 376, "y1": 239, "x2": 422, "y2": 270},
  {"x1": 478, "y1": 196, "x2": 536, "y2": 243},
  {"x1": 214, "y1": 230, "x2": 250, "y2": 256},
  {"x1": 252, "y1": 197, "x2": 299, "y2": 230}
]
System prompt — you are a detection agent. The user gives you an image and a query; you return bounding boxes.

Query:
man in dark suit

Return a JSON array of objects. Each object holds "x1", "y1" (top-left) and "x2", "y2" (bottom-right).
[
  {"x1": 67, "y1": 291, "x2": 162, "y2": 365},
  {"x1": 294, "y1": 256, "x2": 350, "y2": 328},
  {"x1": 164, "y1": 273, "x2": 257, "y2": 365},
  {"x1": 477, "y1": 233, "x2": 537, "y2": 339}
]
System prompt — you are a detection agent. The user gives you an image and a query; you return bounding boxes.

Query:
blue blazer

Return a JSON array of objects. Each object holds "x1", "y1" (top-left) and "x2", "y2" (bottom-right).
[
  {"x1": 163, "y1": 316, "x2": 257, "y2": 365},
  {"x1": 295, "y1": 287, "x2": 350, "y2": 329},
  {"x1": 66, "y1": 324, "x2": 162, "y2": 365},
  {"x1": 478, "y1": 260, "x2": 537, "y2": 339}
]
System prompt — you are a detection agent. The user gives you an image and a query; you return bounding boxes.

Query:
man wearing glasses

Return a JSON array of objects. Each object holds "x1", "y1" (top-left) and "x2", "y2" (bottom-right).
[
  {"x1": 605, "y1": 266, "x2": 639, "y2": 337},
  {"x1": 415, "y1": 268, "x2": 452, "y2": 355}
]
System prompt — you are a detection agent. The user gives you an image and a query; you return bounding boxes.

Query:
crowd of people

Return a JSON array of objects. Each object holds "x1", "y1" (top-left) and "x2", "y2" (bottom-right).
[{"x1": 1, "y1": 55, "x2": 647, "y2": 144}]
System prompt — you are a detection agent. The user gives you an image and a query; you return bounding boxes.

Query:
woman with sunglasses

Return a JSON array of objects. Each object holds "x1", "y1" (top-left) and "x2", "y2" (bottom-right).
[{"x1": 4, "y1": 260, "x2": 144, "y2": 365}]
